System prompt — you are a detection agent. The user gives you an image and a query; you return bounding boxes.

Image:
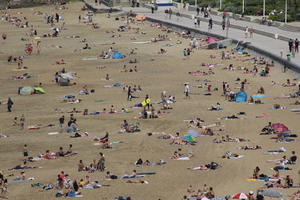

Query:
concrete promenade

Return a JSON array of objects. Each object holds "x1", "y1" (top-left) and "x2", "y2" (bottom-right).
[{"x1": 83, "y1": 0, "x2": 300, "y2": 69}]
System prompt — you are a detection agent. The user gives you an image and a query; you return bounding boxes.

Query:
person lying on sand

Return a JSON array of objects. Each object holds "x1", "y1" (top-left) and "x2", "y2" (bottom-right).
[
  {"x1": 239, "y1": 145, "x2": 262, "y2": 150},
  {"x1": 282, "y1": 79, "x2": 296, "y2": 87},
  {"x1": 169, "y1": 132, "x2": 184, "y2": 145},
  {"x1": 222, "y1": 151, "x2": 241, "y2": 159}
]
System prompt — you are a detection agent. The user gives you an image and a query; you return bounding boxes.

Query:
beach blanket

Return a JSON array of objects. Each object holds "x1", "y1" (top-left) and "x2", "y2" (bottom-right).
[
  {"x1": 8, "y1": 177, "x2": 34, "y2": 183},
  {"x1": 10, "y1": 166, "x2": 42, "y2": 171},
  {"x1": 290, "y1": 109, "x2": 300, "y2": 112},
  {"x1": 28, "y1": 124, "x2": 55, "y2": 130},
  {"x1": 175, "y1": 157, "x2": 190, "y2": 160},
  {"x1": 251, "y1": 95, "x2": 266, "y2": 98},
  {"x1": 136, "y1": 172, "x2": 156, "y2": 175},
  {"x1": 229, "y1": 155, "x2": 244, "y2": 159},
  {"x1": 48, "y1": 132, "x2": 60, "y2": 135},
  {"x1": 81, "y1": 57, "x2": 98, "y2": 61},
  {"x1": 132, "y1": 41, "x2": 150, "y2": 44},
  {"x1": 122, "y1": 175, "x2": 145, "y2": 179}
]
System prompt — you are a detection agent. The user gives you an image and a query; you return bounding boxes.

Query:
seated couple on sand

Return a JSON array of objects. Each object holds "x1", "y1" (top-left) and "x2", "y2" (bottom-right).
[{"x1": 119, "y1": 120, "x2": 140, "y2": 133}]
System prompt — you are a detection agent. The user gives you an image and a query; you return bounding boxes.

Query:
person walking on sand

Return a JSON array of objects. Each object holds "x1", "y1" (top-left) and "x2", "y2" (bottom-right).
[
  {"x1": 59, "y1": 115, "x2": 65, "y2": 133},
  {"x1": 7, "y1": 97, "x2": 13, "y2": 112},
  {"x1": 98, "y1": 152, "x2": 105, "y2": 172},
  {"x1": 184, "y1": 83, "x2": 190, "y2": 99},
  {"x1": 20, "y1": 114, "x2": 25, "y2": 130}
]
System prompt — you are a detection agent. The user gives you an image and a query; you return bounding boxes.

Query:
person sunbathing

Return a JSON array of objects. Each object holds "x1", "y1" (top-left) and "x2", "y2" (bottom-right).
[
  {"x1": 257, "y1": 87, "x2": 265, "y2": 94},
  {"x1": 56, "y1": 59, "x2": 66, "y2": 65},
  {"x1": 222, "y1": 151, "x2": 240, "y2": 159},
  {"x1": 171, "y1": 151, "x2": 181, "y2": 159},
  {"x1": 105, "y1": 171, "x2": 118, "y2": 179},
  {"x1": 201, "y1": 128, "x2": 214, "y2": 136},
  {"x1": 282, "y1": 79, "x2": 296, "y2": 87},
  {"x1": 126, "y1": 179, "x2": 148, "y2": 184},
  {"x1": 240, "y1": 145, "x2": 262, "y2": 150},
  {"x1": 169, "y1": 132, "x2": 184, "y2": 145}
]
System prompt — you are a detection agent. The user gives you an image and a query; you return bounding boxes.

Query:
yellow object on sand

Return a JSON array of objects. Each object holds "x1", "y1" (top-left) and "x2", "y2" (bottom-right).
[
  {"x1": 246, "y1": 179, "x2": 257, "y2": 182},
  {"x1": 34, "y1": 36, "x2": 41, "y2": 40},
  {"x1": 141, "y1": 98, "x2": 151, "y2": 107}
]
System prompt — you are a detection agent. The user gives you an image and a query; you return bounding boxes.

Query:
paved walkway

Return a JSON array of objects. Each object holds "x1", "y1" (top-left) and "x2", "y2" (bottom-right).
[
  {"x1": 120, "y1": 7, "x2": 300, "y2": 67},
  {"x1": 82, "y1": 0, "x2": 300, "y2": 67}
]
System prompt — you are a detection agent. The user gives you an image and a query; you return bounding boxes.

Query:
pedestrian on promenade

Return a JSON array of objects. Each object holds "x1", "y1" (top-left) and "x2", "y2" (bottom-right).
[
  {"x1": 168, "y1": 8, "x2": 172, "y2": 19},
  {"x1": 208, "y1": 18, "x2": 213, "y2": 31},
  {"x1": 295, "y1": 38, "x2": 299, "y2": 53},
  {"x1": 288, "y1": 39, "x2": 293, "y2": 52},
  {"x1": 292, "y1": 45, "x2": 296, "y2": 58},
  {"x1": 222, "y1": 20, "x2": 225, "y2": 30},
  {"x1": 164, "y1": 9, "x2": 168, "y2": 19},
  {"x1": 196, "y1": 7, "x2": 200, "y2": 16},
  {"x1": 244, "y1": 26, "x2": 249, "y2": 38},
  {"x1": 176, "y1": 12, "x2": 180, "y2": 21},
  {"x1": 151, "y1": 6, "x2": 154, "y2": 14},
  {"x1": 194, "y1": 16, "x2": 197, "y2": 28},
  {"x1": 249, "y1": 27, "x2": 254, "y2": 38},
  {"x1": 197, "y1": 17, "x2": 200, "y2": 27}
]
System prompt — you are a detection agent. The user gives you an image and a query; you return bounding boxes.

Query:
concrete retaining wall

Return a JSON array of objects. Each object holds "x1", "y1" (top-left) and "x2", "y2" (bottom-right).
[{"x1": 145, "y1": 15, "x2": 300, "y2": 72}]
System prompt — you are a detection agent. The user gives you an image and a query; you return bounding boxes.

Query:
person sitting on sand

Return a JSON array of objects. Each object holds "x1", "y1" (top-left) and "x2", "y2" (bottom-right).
[
  {"x1": 105, "y1": 171, "x2": 118, "y2": 179},
  {"x1": 282, "y1": 79, "x2": 296, "y2": 87},
  {"x1": 209, "y1": 103, "x2": 222, "y2": 111},
  {"x1": 257, "y1": 87, "x2": 265, "y2": 94},
  {"x1": 171, "y1": 151, "x2": 181, "y2": 159},
  {"x1": 169, "y1": 132, "x2": 184, "y2": 145},
  {"x1": 253, "y1": 166, "x2": 260, "y2": 179},
  {"x1": 222, "y1": 151, "x2": 240, "y2": 159},
  {"x1": 285, "y1": 175, "x2": 293, "y2": 188}
]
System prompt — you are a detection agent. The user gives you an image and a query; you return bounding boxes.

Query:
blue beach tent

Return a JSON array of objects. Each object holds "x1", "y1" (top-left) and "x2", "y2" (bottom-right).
[{"x1": 235, "y1": 91, "x2": 247, "y2": 102}]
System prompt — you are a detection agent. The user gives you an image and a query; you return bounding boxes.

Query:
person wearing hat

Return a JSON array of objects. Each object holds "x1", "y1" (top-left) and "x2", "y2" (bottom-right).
[{"x1": 249, "y1": 191, "x2": 255, "y2": 200}]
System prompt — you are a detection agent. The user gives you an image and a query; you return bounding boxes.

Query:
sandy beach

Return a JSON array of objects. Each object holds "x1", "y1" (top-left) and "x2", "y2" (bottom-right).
[{"x1": 0, "y1": 2, "x2": 300, "y2": 200}]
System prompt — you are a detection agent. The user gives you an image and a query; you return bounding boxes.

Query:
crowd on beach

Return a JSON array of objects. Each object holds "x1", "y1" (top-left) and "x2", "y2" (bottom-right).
[{"x1": 1, "y1": 1, "x2": 300, "y2": 200}]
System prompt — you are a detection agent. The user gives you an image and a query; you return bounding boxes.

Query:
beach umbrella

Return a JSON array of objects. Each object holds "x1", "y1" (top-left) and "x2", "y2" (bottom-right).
[
  {"x1": 207, "y1": 37, "x2": 217, "y2": 43},
  {"x1": 187, "y1": 129, "x2": 200, "y2": 137},
  {"x1": 271, "y1": 123, "x2": 289, "y2": 133},
  {"x1": 232, "y1": 193, "x2": 249, "y2": 199},
  {"x1": 20, "y1": 86, "x2": 34, "y2": 96},
  {"x1": 260, "y1": 190, "x2": 282, "y2": 198},
  {"x1": 183, "y1": 135, "x2": 196, "y2": 142}
]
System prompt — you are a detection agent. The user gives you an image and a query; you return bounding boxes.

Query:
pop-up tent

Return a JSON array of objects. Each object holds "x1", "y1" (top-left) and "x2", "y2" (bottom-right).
[
  {"x1": 19, "y1": 86, "x2": 34, "y2": 96},
  {"x1": 112, "y1": 51, "x2": 124, "y2": 59},
  {"x1": 272, "y1": 123, "x2": 289, "y2": 133},
  {"x1": 235, "y1": 91, "x2": 247, "y2": 102}
]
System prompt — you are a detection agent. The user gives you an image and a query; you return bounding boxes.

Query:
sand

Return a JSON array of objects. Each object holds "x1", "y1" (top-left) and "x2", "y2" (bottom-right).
[{"x1": 0, "y1": 2, "x2": 300, "y2": 200}]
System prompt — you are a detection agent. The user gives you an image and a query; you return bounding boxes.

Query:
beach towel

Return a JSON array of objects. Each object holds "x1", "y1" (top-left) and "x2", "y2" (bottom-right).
[
  {"x1": 132, "y1": 41, "x2": 150, "y2": 44},
  {"x1": 290, "y1": 109, "x2": 300, "y2": 112},
  {"x1": 136, "y1": 172, "x2": 156, "y2": 175},
  {"x1": 48, "y1": 132, "x2": 60, "y2": 135},
  {"x1": 8, "y1": 177, "x2": 34, "y2": 183},
  {"x1": 229, "y1": 155, "x2": 244, "y2": 159},
  {"x1": 122, "y1": 175, "x2": 144, "y2": 179},
  {"x1": 176, "y1": 157, "x2": 190, "y2": 160},
  {"x1": 251, "y1": 95, "x2": 266, "y2": 98},
  {"x1": 81, "y1": 57, "x2": 98, "y2": 61}
]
